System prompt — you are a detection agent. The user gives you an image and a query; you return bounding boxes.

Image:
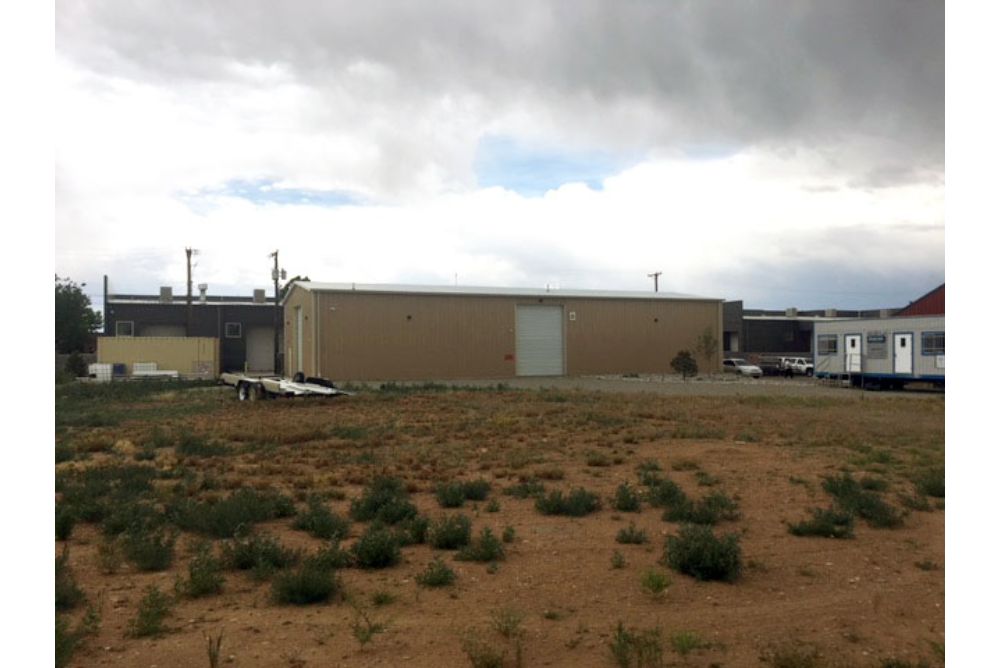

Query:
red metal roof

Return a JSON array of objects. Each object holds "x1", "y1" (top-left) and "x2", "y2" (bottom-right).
[{"x1": 896, "y1": 284, "x2": 944, "y2": 316}]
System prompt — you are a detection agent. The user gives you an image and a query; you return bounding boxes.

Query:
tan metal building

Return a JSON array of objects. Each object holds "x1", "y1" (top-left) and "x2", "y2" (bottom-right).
[{"x1": 282, "y1": 283, "x2": 723, "y2": 381}]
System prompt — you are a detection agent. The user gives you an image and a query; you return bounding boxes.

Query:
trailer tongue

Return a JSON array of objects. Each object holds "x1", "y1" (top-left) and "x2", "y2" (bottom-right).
[{"x1": 220, "y1": 373, "x2": 352, "y2": 400}]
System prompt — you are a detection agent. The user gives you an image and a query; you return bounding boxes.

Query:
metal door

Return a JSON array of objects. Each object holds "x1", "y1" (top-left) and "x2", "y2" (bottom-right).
[
  {"x1": 515, "y1": 305, "x2": 565, "y2": 376},
  {"x1": 893, "y1": 333, "x2": 913, "y2": 374},
  {"x1": 845, "y1": 334, "x2": 862, "y2": 373},
  {"x1": 246, "y1": 327, "x2": 275, "y2": 372}
]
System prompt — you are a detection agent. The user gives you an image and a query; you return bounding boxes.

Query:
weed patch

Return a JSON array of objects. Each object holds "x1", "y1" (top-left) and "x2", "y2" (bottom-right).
[
  {"x1": 535, "y1": 487, "x2": 601, "y2": 516},
  {"x1": 170, "y1": 488, "x2": 296, "y2": 538},
  {"x1": 416, "y1": 557, "x2": 457, "y2": 587},
  {"x1": 822, "y1": 473, "x2": 905, "y2": 528},
  {"x1": 128, "y1": 585, "x2": 172, "y2": 638},
  {"x1": 350, "y1": 476, "x2": 418, "y2": 525},
  {"x1": 641, "y1": 569, "x2": 671, "y2": 596},
  {"x1": 56, "y1": 549, "x2": 84, "y2": 611},
  {"x1": 609, "y1": 621, "x2": 664, "y2": 668},
  {"x1": 272, "y1": 564, "x2": 340, "y2": 605},
  {"x1": 788, "y1": 508, "x2": 855, "y2": 539},
  {"x1": 503, "y1": 479, "x2": 546, "y2": 499},
  {"x1": 221, "y1": 531, "x2": 298, "y2": 578},
  {"x1": 616, "y1": 522, "x2": 649, "y2": 545},
  {"x1": 352, "y1": 524, "x2": 402, "y2": 569},
  {"x1": 123, "y1": 525, "x2": 176, "y2": 571},
  {"x1": 178, "y1": 544, "x2": 224, "y2": 597},
  {"x1": 429, "y1": 514, "x2": 473, "y2": 549},
  {"x1": 612, "y1": 483, "x2": 641, "y2": 512},
  {"x1": 662, "y1": 491, "x2": 740, "y2": 525},
  {"x1": 457, "y1": 527, "x2": 505, "y2": 562},
  {"x1": 293, "y1": 496, "x2": 350, "y2": 540}
]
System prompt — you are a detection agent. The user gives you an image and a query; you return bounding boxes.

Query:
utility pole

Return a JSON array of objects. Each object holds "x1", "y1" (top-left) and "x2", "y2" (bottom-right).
[
  {"x1": 647, "y1": 271, "x2": 662, "y2": 293},
  {"x1": 186, "y1": 247, "x2": 194, "y2": 335},
  {"x1": 270, "y1": 250, "x2": 280, "y2": 374}
]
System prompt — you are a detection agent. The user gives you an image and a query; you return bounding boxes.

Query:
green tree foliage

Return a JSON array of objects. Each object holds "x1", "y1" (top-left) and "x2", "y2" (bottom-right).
[
  {"x1": 670, "y1": 351, "x2": 698, "y2": 379},
  {"x1": 55, "y1": 276, "x2": 102, "y2": 353},
  {"x1": 694, "y1": 328, "x2": 719, "y2": 368}
]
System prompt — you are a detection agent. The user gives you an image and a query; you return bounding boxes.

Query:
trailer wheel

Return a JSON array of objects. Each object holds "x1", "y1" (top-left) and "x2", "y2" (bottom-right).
[
  {"x1": 249, "y1": 383, "x2": 265, "y2": 401},
  {"x1": 236, "y1": 382, "x2": 250, "y2": 401}
]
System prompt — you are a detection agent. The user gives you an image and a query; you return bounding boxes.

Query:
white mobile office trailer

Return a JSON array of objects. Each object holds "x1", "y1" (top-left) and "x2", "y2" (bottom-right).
[{"x1": 813, "y1": 315, "x2": 945, "y2": 389}]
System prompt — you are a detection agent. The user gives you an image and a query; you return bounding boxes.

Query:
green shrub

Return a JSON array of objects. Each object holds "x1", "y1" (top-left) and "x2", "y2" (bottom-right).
[
  {"x1": 860, "y1": 476, "x2": 889, "y2": 492},
  {"x1": 303, "y1": 541, "x2": 355, "y2": 570},
  {"x1": 352, "y1": 524, "x2": 402, "y2": 569},
  {"x1": 616, "y1": 522, "x2": 648, "y2": 545},
  {"x1": 101, "y1": 501, "x2": 164, "y2": 537},
  {"x1": 915, "y1": 467, "x2": 945, "y2": 498},
  {"x1": 462, "y1": 479, "x2": 491, "y2": 501},
  {"x1": 503, "y1": 479, "x2": 546, "y2": 499},
  {"x1": 416, "y1": 557, "x2": 457, "y2": 587},
  {"x1": 128, "y1": 586, "x2": 172, "y2": 638},
  {"x1": 179, "y1": 544, "x2": 225, "y2": 597},
  {"x1": 55, "y1": 505, "x2": 76, "y2": 541},
  {"x1": 609, "y1": 621, "x2": 664, "y2": 668},
  {"x1": 175, "y1": 429, "x2": 228, "y2": 457},
  {"x1": 670, "y1": 350, "x2": 698, "y2": 379},
  {"x1": 663, "y1": 491, "x2": 740, "y2": 525},
  {"x1": 55, "y1": 615, "x2": 80, "y2": 668},
  {"x1": 170, "y1": 488, "x2": 296, "y2": 538},
  {"x1": 293, "y1": 496, "x2": 350, "y2": 540},
  {"x1": 822, "y1": 473, "x2": 905, "y2": 528},
  {"x1": 645, "y1": 477, "x2": 687, "y2": 508},
  {"x1": 55, "y1": 550, "x2": 84, "y2": 611},
  {"x1": 664, "y1": 524, "x2": 742, "y2": 582},
  {"x1": 485, "y1": 499, "x2": 501, "y2": 513},
  {"x1": 788, "y1": 508, "x2": 855, "y2": 539},
  {"x1": 586, "y1": 451, "x2": 612, "y2": 467},
  {"x1": 436, "y1": 482, "x2": 467, "y2": 508},
  {"x1": 611, "y1": 551, "x2": 626, "y2": 569},
  {"x1": 55, "y1": 441, "x2": 75, "y2": 464},
  {"x1": 220, "y1": 531, "x2": 298, "y2": 577},
  {"x1": 123, "y1": 525, "x2": 176, "y2": 571},
  {"x1": 641, "y1": 569, "x2": 671, "y2": 596},
  {"x1": 535, "y1": 488, "x2": 601, "y2": 516},
  {"x1": 671, "y1": 631, "x2": 707, "y2": 657},
  {"x1": 502, "y1": 525, "x2": 515, "y2": 543},
  {"x1": 272, "y1": 564, "x2": 340, "y2": 605},
  {"x1": 395, "y1": 514, "x2": 430, "y2": 545},
  {"x1": 613, "y1": 483, "x2": 641, "y2": 512},
  {"x1": 350, "y1": 476, "x2": 418, "y2": 525},
  {"x1": 429, "y1": 514, "x2": 473, "y2": 550},
  {"x1": 457, "y1": 527, "x2": 505, "y2": 562}
]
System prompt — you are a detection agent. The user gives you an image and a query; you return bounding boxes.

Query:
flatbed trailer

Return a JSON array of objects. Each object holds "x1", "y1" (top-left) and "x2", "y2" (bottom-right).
[{"x1": 219, "y1": 372, "x2": 353, "y2": 400}]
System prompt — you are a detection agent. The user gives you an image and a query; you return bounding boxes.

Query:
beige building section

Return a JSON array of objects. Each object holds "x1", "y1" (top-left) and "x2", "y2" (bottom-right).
[
  {"x1": 285, "y1": 285, "x2": 722, "y2": 381},
  {"x1": 97, "y1": 337, "x2": 220, "y2": 378}
]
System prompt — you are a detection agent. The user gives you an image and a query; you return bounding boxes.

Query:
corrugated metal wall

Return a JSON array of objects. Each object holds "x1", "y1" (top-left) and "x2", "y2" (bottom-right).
[
  {"x1": 96, "y1": 337, "x2": 219, "y2": 378},
  {"x1": 289, "y1": 288, "x2": 722, "y2": 381}
]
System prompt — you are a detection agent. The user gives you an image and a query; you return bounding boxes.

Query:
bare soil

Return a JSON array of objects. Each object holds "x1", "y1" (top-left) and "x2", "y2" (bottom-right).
[{"x1": 55, "y1": 381, "x2": 945, "y2": 667}]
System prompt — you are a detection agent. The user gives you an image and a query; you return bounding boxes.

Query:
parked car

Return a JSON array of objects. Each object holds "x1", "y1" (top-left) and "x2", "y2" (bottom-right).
[{"x1": 722, "y1": 358, "x2": 762, "y2": 378}]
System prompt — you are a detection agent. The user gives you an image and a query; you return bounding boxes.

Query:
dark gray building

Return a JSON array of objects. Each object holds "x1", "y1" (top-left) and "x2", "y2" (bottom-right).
[{"x1": 103, "y1": 281, "x2": 282, "y2": 373}]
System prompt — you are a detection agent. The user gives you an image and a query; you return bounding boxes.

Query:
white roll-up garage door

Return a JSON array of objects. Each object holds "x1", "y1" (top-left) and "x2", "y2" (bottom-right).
[
  {"x1": 246, "y1": 326, "x2": 275, "y2": 372},
  {"x1": 516, "y1": 305, "x2": 565, "y2": 376}
]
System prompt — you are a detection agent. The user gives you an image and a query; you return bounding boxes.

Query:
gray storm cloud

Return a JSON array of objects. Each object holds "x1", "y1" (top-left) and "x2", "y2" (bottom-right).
[{"x1": 58, "y1": 0, "x2": 943, "y2": 190}]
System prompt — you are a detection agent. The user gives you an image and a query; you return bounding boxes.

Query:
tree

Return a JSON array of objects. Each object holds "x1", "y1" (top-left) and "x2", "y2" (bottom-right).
[
  {"x1": 694, "y1": 328, "x2": 719, "y2": 369},
  {"x1": 55, "y1": 275, "x2": 103, "y2": 353},
  {"x1": 279, "y1": 275, "x2": 310, "y2": 300},
  {"x1": 670, "y1": 350, "x2": 698, "y2": 379}
]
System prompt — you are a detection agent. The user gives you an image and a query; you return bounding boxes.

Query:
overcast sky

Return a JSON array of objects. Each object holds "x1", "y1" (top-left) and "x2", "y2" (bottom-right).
[{"x1": 55, "y1": 0, "x2": 944, "y2": 310}]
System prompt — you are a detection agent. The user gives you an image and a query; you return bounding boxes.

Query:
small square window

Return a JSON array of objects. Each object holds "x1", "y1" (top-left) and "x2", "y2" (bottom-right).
[
  {"x1": 921, "y1": 331, "x2": 944, "y2": 355},
  {"x1": 225, "y1": 322, "x2": 242, "y2": 338},
  {"x1": 817, "y1": 334, "x2": 838, "y2": 355},
  {"x1": 115, "y1": 321, "x2": 134, "y2": 337}
]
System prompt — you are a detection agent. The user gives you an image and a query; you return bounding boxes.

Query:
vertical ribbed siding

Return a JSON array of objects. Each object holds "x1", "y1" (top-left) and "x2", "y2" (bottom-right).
[{"x1": 305, "y1": 289, "x2": 721, "y2": 381}]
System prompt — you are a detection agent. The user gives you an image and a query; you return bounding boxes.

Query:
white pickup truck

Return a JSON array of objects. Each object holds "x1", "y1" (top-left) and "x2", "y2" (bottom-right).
[{"x1": 779, "y1": 357, "x2": 814, "y2": 377}]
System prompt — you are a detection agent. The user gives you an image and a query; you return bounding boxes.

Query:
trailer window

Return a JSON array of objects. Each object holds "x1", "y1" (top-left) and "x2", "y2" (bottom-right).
[
  {"x1": 115, "y1": 321, "x2": 134, "y2": 337},
  {"x1": 921, "y1": 331, "x2": 944, "y2": 355},
  {"x1": 817, "y1": 335, "x2": 837, "y2": 355},
  {"x1": 225, "y1": 322, "x2": 242, "y2": 338}
]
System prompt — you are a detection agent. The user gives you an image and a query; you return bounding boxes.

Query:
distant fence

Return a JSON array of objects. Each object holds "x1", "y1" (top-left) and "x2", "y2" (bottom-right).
[{"x1": 97, "y1": 337, "x2": 219, "y2": 379}]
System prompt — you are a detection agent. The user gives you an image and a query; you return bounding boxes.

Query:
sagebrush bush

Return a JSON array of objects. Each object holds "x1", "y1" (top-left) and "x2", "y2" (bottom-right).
[
  {"x1": 395, "y1": 514, "x2": 430, "y2": 545},
  {"x1": 303, "y1": 541, "x2": 355, "y2": 570},
  {"x1": 663, "y1": 491, "x2": 740, "y2": 525},
  {"x1": 170, "y1": 488, "x2": 296, "y2": 538},
  {"x1": 293, "y1": 496, "x2": 350, "y2": 540},
  {"x1": 640, "y1": 569, "x2": 671, "y2": 596},
  {"x1": 645, "y1": 477, "x2": 687, "y2": 508},
  {"x1": 429, "y1": 514, "x2": 472, "y2": 550},
  {"x1": 55, "y1": 615, "x2": 79, "y2": 668},
  {"x1": 462, "y1": 479, "x2": 492, "y2": 501},
  {"x1": 55, "y1": 550, "x2": 84, "y2": 611},
  {"x1": 664, "y1": 524, "x2": 742, "y2": 582},
  {"x1": 128, "y1": 585, "x2": 172, "y2": 638},
  {"x1": 220, "y1": 531, "x2": 298, "y2": 577},
  {"x1": 101, "y1": 501, "x2": 164, "y2": 537},
  {"x1": 123, "y1": 525, "x2": 176, "y2": 571},
  {"x1": 822, "y1": 473, "x2": 905, "y2": 528},
  {"x1": 616, "y1": 522, "x2": 648, "y2": 545},
  {"x1": 457, "y1": 527, "x2": 505, "y2": 562},
  {"x1": 535, "y1": 488, "x2": 601, "y2": 516},
  {"x1": 435, "y1": 482, "x2": 467, "y2": 508},
  {"x1": 55, "y1": 505, "x2": 76, "y2": 541},
  {"x1": 416, "y1": 557, "x2": 457, "y2": 587},
  {"x1": 503, "y1": 479, "x2": 546, "y2": 499},
  {"x1": 915, "y1": 467, "x2": 945, "y2": 498},
  {"x1": 272, "y1": 564, "x2": 340, "y2": 605},
  {"x1": 613, "y1": 483, "x2": 641, "y2": 512},
  {"x1": 788, "y1": 508, "x2": 855, "y2": 539},
  {"x1": 352, "y1": 524, "x2": 402, "y2": 569},
  {"x1": 180, "y1": 544, "x2": 225, "y2": 597},
  {"x1": 350, "y1": 476, "x2": 418, "y2": 525}
]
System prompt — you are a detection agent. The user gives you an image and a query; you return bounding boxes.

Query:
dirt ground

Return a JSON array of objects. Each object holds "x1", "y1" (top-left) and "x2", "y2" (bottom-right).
[{"x1": 55, "y1": 379, "x2": 945, "y2": 667}]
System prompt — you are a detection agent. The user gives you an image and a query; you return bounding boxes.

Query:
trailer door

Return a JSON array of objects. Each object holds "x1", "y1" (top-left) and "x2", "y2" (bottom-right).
[
  {"x1": 845, "y1": 335, "x2": 862, "y2": 373},
  {"x1": 893, "y1": 333, "x2": 913, "y2": 374}
]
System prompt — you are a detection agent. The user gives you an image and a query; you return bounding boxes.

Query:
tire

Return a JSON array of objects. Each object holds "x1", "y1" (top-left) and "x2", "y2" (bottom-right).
[
  {"x1": 249, "y1": 383, "x2": 265, "y2": 401},
  {"x1": 806, "y1": 369, "x2": 814, "y2": 377},
  {"x1": 237, "y1": 382, "x2": 250, "y2": 401}
]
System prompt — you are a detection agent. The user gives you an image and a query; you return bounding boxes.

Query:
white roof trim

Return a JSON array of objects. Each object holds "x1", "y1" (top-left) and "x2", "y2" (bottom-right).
[{"x1": 287, "y1": 282, "x2": 718, "y2": 302}]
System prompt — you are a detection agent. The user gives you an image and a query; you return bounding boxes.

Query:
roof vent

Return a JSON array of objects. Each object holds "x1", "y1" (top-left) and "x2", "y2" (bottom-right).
[
  {"x1": 198, "y1": 283, "x2": 208, "y2": 303},
  {"x1": 785, "y1": 307, "x2": 798, "y2": 318},
  {"x1": 159, "y1": 286, "x2": 173, "y2": 303},
  {"x1": 879, "y1": 308, "x2": 891, "y2": 318},
  {"x1": 253, "y1": 289, "x2": 266, "y2": 304},
  {"x1": 825, "y1": 308, "x2": 836, "y2": 317}
]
